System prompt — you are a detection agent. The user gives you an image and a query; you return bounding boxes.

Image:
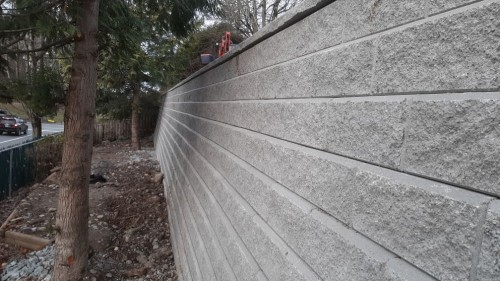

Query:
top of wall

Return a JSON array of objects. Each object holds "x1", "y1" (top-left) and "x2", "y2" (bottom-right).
[{"x1": 166, "y1": 0, "x2": 333, "y2": 93}]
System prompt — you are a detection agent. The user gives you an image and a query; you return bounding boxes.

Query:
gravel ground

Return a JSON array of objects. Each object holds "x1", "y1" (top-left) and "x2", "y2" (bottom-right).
[{"x1": 0, "y1": 138, "x2": 176, "y2": 281}]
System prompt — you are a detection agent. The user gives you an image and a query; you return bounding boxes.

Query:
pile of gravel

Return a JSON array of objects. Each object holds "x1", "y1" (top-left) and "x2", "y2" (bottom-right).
[{"x1": 1, "y1": 245, "x2": 53, "y2": 281}]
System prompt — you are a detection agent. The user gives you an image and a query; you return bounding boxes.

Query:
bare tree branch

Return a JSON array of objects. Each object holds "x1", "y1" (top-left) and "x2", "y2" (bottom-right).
[
  {"x1": 0, "y1": 36, "x2": 74, "y2": 55},
  {"x1": 217, "y1": 0, "x2": 302, "y2": 37},
  {"x1": 0, "y1": 27, "x2": 34, "y2": 34},
  {"x1": 1, "y1": 37, "x2": 24, "y2": 48}
]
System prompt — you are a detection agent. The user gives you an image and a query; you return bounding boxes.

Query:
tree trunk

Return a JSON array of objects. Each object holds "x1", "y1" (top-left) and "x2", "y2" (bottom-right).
[
  {"x1": 251, "y1": 0, "x2": 259, "y2": 33},
  {"x1": 30, "y1": 33, "x2": 37, "y2": 75},
  {"x1": 271, "y1": 0, "x2": 281, "y2": 20},
  {"x1": 131, "y1": 82, "x2": 141, "y2": 150},
  {"x1": 52, "y1": 0, "x2": 100, "y2": 280},
  {"x1": 261, "y1": 0, "x2": 267, "y2": 27},
  {"x1": 31, "y1": 116, "x2": 42, "y2": 138},
  {"x1": 30, "y1": 37, "x2": 42, "y2": 140}
]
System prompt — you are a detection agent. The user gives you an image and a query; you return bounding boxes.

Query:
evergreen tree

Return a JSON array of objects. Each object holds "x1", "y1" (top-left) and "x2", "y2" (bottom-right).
[{"x1": 2, "y1": 0, "x2": 218, "y2": 280}]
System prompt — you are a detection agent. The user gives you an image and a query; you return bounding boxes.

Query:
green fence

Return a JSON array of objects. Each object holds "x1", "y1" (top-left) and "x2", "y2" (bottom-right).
[{"x1": 0, "y1": 140, "x2": 41, "y2": 200}]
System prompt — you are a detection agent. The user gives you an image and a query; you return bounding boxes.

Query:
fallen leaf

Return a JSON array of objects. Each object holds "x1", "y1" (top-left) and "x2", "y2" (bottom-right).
[
  {"x1": 126, "y1": 267, "x2": 149, "y2": 277},
  {"x1": 67, "y1": 256, "x2": 75, "y2": 266}
]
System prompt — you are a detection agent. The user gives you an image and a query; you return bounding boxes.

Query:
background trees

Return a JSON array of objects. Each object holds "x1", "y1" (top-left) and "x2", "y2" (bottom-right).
[
  {"x1": 0, "y1": 0, "x2": 73, "y2": 137},
  {"x1": 97, "y1": 0, "x2": 190, "y2": 150},
  {"x1": 1, "y1": 0, "x2": 301, "y2": 279},
  {"x1": 53, "y1": 0, "x2": 217, "y2": 279},
  {"x1": 216, "y1": 0, "x2": 302, "y2": 37},
  {"x1": 3, "y1": 0, "x2": 218, "y2": 280},
  {"x1": 2, "y1": 66, "x2": 65, "y2": 136},
  {"x1": 51, "y1": 1, "x2": 100, "y2": 279},
  {"x1": 155, "y1": 0, "x2": 302, "y2": 89},
  {"x1": 162, "y1": 22, "x2": 244, "y2": 88}
]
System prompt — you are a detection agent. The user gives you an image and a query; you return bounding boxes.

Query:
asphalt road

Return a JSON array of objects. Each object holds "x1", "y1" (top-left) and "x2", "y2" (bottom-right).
[{"x1": 0, "y1": 123, "x2": 64, "y2": 151}]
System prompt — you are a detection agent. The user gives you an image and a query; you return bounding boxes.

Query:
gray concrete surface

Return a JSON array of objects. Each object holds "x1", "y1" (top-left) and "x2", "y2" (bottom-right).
[
  {"x1": 163, "y1": 111, "x2": 491, "y2": 281},
  {"x1": 475, "y1": 200, "x2": 500, "y2": 280},
  {"x1": 167, "y1": 92, "x2": 500, "y2": 196},
  {"x1": 0, "y1": 123, "x2": 64, "y2": 151},
  {"x1": 155, "y1": 0, "x2": 500, "y2": 280}
]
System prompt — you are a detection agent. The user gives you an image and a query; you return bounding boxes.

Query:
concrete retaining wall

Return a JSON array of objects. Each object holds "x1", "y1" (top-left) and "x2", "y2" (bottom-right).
[{"x1": 154, "y1": 0, "x2": 500, "y2": 280}]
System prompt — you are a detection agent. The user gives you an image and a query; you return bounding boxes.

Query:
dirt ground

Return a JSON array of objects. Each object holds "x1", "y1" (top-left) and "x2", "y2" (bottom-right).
[{"x1": 0, "y1": 138, "x2": 176, "y2": 281}]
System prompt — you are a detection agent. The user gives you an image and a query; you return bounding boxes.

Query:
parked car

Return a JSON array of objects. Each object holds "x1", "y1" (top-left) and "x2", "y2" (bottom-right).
[
  {"x1": 0, "y1": 109, "x2": 9, "y2": 117},
  {"x1": 0, "y1": 117, "x2": 28, "y2": 135}
]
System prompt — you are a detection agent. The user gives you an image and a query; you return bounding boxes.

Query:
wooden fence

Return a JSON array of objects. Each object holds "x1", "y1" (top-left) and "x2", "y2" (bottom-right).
[{"x1": 93, "y1": 114, "x2": 157, "y2": 143}]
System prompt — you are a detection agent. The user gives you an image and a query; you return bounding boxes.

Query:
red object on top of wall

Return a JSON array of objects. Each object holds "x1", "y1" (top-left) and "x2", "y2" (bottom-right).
[{"x1": 218, "y1": 32, "x2": 231, "y2": 57}]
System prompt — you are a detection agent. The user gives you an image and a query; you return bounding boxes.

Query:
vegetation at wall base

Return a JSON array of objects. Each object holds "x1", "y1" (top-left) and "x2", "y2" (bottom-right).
[
  {"x1": 35, "y1": 134, "x2": 64, "y2": 181},
  {"x1": 0, "y1": 134, "x2": 63, "y2": 201}
]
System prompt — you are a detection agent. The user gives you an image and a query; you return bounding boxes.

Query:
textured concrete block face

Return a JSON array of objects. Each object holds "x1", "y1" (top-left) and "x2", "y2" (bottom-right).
[
  {"x1": 340, "y1": 0, "x2": 377, "y2": 42},
  {"x1": 166, "y1": 111, "x2": 492, "y2": 281},
  {"x1": 170, "y1": 83, "x2": 194, "y2": 101},
  {"x1": 156, "y1": 0, "x2": 500, "y2": 280},
  {"x1": 167, "y1": 122, "x2": 311, "y2": 281},
  {"x1": 168, "y1": 193, "x2": 193, "y2": 281},
  {"x1": 201, "y1": 57, "x2": 239, "y2": 87},
  {"x1": 227, "y1": 208, "x2": 309, "y2": 281},
  {"x1": 172, "y1": 40, "x2": 375, "y2": 102},
  {"x1": 179, "y1": 182, "x2": 236, "y2": 281},
  {"x1": 170, "y1": 185, "x2": 202, "y2": 281},
  {"x1": 343, "y1": 0, "x2": 480, "y2": 42},
  {"x1": 166, "y1": 126, "x2": 314, "y2": 281},
  {"x1": 176, "y1": 185, "x2": 220, "y2": 281},
  {"x1": 258, "y1": 42, "x2": 375, "y2": 100},
  {"x1": 375, "y1": 2, "x2": 500, "y2": 94},
  {"x1": 194, "y1": 148, "x2": 390, "y2": 280},
  {"x1": 237, "y1": 0, "x2": 482, "y2": 76},
  {"x1": 428, "y1": 0, "x2": 484, "y2": 14},
  {"x1": 367, "y1": 0, "x2": 427, "y2": 32},
  {"x1": 171, "y1": 94, "x2": 500, "y2": 195},
  {"x1": 384, "y1": 259, "x2": 437, "y2": 281},
  {"x1": 168, "y1": 57, "x2": 239, "y2": 97},
  {"x1": 323, "y1": 99, "x2": 405, "y2": 165},
  {"x1": 403, "y1": 97, "x2": 500, "y2": 196},
  {"x1": 209, "y1": 66, "x2": 283, "y2": 101},
  {"x1": 351, "y1": 171, "x2": 484, "y2": 281},
  {"x1": 476, "y1": 200, "x2": 500, "y2": 281},
  {"x1": 237, "y1": 0, "x2": 345, "y2": 74},
  {"x1": 169, "y1": 118, "x2": 393, "y2": 280},
  {"x1": 167, "y1": 199, "x2": 187, "y2": 281},
  {"x1": 170, "y1": 218, "x2": 189, "y2": 281},
  {"x1": 166, "y1": 87, "x2": 184, "y2": 100},
  {"x1": 173, "y1": 185, "x2": 217, "y2": 281},
  {"x1": 274, "y1": 41, "x2": 375, "y2": 99},
  {"x1": 162, "y1": 131, "x2": 261, "y2": 281},
  {"x1": 170, "y1": 100, "x2": 405, "y2": 167}
]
